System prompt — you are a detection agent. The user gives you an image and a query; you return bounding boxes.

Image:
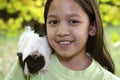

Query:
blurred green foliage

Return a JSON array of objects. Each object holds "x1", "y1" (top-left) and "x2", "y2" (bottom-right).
[
  {"x1": 99, "y1": 0, "x2": 120, "y2": 27},
  {"x1": 0, "y1": 0, "x2": 120, "y2": 39},
  {"x1": 0, "y1": 0, "x2": 45, "y2": 38}
]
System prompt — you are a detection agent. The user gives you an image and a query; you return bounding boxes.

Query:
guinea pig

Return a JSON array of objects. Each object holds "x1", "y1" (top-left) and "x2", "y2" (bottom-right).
[{"x1": 17, "y1": 23, "x2": 51, "y2": 75}]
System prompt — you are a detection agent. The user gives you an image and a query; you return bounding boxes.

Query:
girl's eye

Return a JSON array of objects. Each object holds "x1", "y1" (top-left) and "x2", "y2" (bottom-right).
[
  {"x1": 48, "y1": 20, "x2": 58, "y2": 25},
  {"x1": 69, "y1": 20, "x2": 80, "y2": 24}
]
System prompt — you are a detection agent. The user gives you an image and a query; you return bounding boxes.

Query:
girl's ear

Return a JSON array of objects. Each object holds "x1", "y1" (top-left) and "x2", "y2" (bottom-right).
[{"x1": 89, "y1": 24, "x2": 96, "y2": 37}]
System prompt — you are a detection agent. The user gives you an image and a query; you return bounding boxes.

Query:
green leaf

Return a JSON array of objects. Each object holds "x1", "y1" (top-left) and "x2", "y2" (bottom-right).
[{"x1": 0, "y1": 2, "x2": 6, "y2": 10}]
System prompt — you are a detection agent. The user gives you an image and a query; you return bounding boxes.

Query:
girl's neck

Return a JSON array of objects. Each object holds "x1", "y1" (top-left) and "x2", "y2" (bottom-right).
[{"x1": 57, "y1": 52, "x2": 92, "y2": 71}]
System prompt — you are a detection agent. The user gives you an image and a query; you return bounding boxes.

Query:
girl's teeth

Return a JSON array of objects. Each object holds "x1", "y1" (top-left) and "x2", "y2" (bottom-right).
[{"x1": 59, "y1": 41, "x2": 71, "y2": 45}]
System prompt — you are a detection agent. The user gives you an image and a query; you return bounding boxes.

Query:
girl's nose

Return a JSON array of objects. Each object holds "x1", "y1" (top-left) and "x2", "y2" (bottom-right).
[{"x1": 56, "y1": 24, "x2": 70, "y2": 37}]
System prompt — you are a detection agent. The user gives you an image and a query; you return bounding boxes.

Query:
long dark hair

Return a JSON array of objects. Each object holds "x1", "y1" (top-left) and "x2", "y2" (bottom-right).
[{"x1": 44, "y1": 0, "x2": 115, "y2": 73}]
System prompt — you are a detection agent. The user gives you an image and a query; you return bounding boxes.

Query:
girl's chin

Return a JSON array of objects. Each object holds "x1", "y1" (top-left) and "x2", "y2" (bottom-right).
[{"x1": 56, "y1": 52, "x2": 75, "y2": 58}]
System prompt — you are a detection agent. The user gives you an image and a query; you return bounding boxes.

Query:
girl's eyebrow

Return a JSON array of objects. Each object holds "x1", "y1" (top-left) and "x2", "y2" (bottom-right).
[
  {"x1": 47, "y1": 15, "x2": 56, "y2": 18},
  {"x1": 68, "y1": 14, "x2": 81, "y2": 18},
  {"x1": 47, "y1": 13, "x2": 82, "y2": 19}
]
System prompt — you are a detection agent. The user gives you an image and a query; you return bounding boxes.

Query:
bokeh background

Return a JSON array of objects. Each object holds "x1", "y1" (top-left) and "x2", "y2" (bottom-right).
[{"x1": 0, "y1": 0, "x2": 120, "y2": 80}]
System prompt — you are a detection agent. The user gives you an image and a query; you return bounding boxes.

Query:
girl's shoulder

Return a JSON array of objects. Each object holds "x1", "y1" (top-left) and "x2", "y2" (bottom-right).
[
  {"x1": 93, "y1": 59, "x2": 120, "y2": 80},
  {"x1": 4, "y1": 61, "x2": 26, "y2": 80}
]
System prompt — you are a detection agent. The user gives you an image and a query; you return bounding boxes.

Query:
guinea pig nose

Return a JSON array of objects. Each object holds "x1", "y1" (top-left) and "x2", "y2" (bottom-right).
[{"x1": 31, "y1": 51, "x2": 41, "y2": 59}]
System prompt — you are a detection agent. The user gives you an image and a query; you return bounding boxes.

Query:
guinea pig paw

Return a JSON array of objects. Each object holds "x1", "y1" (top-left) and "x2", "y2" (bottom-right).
[{"x1": 40, "y1": 68, "x2": 48, "y2": 74}]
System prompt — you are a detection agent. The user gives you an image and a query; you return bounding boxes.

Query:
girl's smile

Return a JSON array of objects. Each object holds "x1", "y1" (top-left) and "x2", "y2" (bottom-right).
[{"x1": 55, "y1": 37, "x2": 75, "y2": 49}]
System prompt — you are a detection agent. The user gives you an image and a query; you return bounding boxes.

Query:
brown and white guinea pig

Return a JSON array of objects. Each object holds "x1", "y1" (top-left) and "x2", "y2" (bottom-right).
[{"x1": 17, "y1": 23, "x2": 52, "y2": 75}]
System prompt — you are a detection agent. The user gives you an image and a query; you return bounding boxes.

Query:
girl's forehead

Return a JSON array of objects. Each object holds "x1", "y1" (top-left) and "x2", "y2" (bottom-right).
[
  {"x1": 48, "y1": 0, "x2": 88, "y2": 19},
  {"x1": 49, "y1": 0, "x2": 79, "y2": 10}
]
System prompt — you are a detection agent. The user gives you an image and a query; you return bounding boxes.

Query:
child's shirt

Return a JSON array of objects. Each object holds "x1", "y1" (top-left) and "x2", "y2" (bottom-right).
[{"x1": 5, "y1": 54, "x2": 120, "y2": 80}]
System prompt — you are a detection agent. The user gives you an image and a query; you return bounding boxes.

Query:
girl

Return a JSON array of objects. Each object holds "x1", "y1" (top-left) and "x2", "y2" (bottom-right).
[{"x1": 5, "y1": 0, "x2": 120, "y2": 80}]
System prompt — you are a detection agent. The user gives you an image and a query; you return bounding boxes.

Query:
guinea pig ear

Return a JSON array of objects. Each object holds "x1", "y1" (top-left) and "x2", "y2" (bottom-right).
[
  {"x1": 89, "y1": 24, "x2": 96, "y2": 37},
  {"x1": 33, "y1": 22, "x2": 46, "y2": 37}
]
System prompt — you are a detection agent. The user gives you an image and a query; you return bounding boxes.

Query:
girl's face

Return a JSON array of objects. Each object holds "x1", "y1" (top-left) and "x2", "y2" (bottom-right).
[{"x1": 47, "y1": 0, "x2": 90, "y2": 59}]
